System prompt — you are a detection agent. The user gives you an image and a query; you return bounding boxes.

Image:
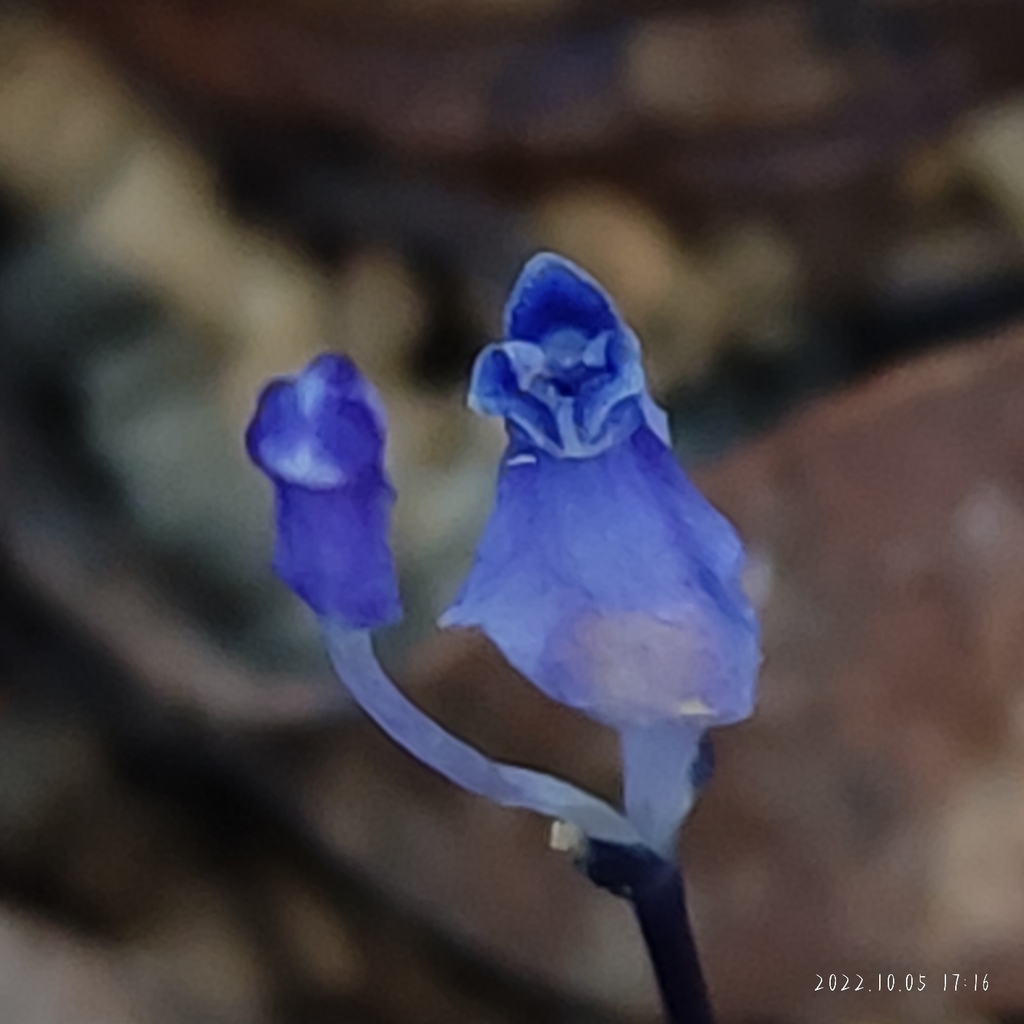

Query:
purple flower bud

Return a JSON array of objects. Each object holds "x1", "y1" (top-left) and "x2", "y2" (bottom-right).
[{"x1": 246, "y1": 353, "x2": 401, "y2": 629}]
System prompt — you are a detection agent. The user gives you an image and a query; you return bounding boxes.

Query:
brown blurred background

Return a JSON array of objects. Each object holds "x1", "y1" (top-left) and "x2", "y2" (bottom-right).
[{"x1": 2, "y1": 1, "x2": 1024, "y2": 1022}]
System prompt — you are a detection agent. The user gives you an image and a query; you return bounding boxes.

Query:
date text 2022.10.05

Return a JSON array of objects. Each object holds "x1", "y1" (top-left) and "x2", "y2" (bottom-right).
[{"x1": 815, "y1": 974, "x2": 989, "y2": 993}]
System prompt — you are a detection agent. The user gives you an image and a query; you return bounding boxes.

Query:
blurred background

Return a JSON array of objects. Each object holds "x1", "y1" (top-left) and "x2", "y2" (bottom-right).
[{"x1": 1, "y1": 0, "x2": 1024, "y2": 1021}]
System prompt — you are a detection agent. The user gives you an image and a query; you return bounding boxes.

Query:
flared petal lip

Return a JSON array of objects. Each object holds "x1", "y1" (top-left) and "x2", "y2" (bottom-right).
[{"x1": 472, "y1": 253, "x2": 673, "y2": 454}]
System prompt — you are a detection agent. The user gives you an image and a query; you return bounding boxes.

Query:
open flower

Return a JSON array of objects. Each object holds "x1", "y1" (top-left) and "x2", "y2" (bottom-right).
[
  {"x1": 246, "y1": 254, "x2": 759, "y2": 857},
  {"x1": 442, "y1": 254, "x2": 760, "y2": 852}
]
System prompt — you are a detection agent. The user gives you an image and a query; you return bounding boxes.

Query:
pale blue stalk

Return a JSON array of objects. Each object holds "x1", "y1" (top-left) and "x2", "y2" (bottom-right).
[{"x1": 322, "y1": 621, "x2": 641, "y2": 845}]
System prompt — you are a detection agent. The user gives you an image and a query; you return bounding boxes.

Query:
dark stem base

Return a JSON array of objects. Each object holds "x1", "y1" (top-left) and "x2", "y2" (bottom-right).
[{"x1": 584, "y1": 841, "x2": 715, "y2": 1024}]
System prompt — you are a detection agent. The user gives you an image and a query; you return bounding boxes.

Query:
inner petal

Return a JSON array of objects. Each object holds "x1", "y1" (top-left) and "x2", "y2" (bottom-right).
[{"x1": 541, "y1": 329, "x2": 611, "y2": 393}]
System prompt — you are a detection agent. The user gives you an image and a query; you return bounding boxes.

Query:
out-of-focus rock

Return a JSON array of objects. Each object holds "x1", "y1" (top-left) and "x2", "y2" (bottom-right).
[
  {"x1": 684, "y1": 324, "x2": 1024, "y2": 1022},
  {"x1": 330, "y1": 248, "x2": 427, "y2": 389},
  {"x1": 709, "y1": 221, "x2": 806, "y2": 355},
  {"x1": 872, "y1": 222, "x2": 1022, "y2": 305},
  {"x1": 626, "y1": 6, "x2": 849, "y2": 131},
  {"x1": 121, "y1": 878, "x2": 273, "y2": 1024},
  {"x1": 0, "y1": 14, "x2": 140, "y2": 210},
  {"x1": 0, "y1": 15, "x2": 331, "y2": 385},
  {"x1": 956, "y1": 97, "x2": 1024, "y2": 241},
  {"x1": 0, "y1": 907, "x2": 137, "y2": 1024}
]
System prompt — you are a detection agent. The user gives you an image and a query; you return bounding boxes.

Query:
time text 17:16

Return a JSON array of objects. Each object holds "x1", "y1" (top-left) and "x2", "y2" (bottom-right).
[{"x1": 815, "y1": 974, "x2": 989, "y2": 992}]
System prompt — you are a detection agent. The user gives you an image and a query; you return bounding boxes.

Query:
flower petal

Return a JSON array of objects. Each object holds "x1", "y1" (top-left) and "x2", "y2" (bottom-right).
[
  {"x1": 441, "y1": 427, "x2": 758, "y2": 729},
  {"x1": 504, "y1": 252, "x2": 619, "y2": 343},
  {"x1": 272, "y1": 483, "x2": 401, "y2": 626},
  {"x1": 473, "y1": 255, "x2": 672, "y2": 457},
  {"x1": 469, "y1": 344, "x2": 562, "y2": 452}
]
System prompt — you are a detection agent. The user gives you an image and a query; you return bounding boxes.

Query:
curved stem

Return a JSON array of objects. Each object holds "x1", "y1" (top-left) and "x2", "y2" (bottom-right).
[
  {"x1": 321, "y1": 619, "x2": 642, "y2": 846},
  {"x1": 586, "y1": 841, "x2": 715, "y2": 1024}
]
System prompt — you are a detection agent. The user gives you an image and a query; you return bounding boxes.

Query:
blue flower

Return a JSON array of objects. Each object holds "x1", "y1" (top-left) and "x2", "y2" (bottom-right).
[
  {"x1": 442, "y1": 253, "x2": 760, "y2": 852},
  {"x1": 246, "y1": 353, "x2": 402, "y2": 629}
]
